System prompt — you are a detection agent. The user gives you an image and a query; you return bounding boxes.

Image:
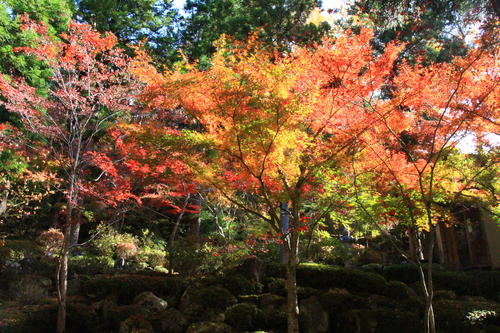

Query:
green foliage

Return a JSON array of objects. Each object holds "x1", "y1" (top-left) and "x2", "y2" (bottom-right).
[
  {"x1": 76, "y1": 0, "x2": 179, "y2": 65},
  {"x1": 0, "y1": 0, "x2": 72, "y2": 91},
  {"x1": 68, "y1": 255, "x2": 115, "y2": 274},
  {"x1": 91, "y1": 224, "x2": 137, "y2": 257},
  {"x1": 348, "y1": 0, "x2": 495, "y2": 64},
  {"x1": 181, "y1": 0, "x2": 329, "y2": 63}
]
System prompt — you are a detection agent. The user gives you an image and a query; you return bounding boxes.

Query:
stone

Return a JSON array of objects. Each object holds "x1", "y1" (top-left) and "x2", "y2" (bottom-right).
[{"x1": 133, "y1": 291, "x2": 168, "y2": 313}]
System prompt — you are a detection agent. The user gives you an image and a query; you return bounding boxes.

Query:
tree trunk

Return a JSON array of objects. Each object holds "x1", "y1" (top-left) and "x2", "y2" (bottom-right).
[
  {"x1": 57, "y1": 207, "x2": 72, "y2": 333},
  {"x1": 188, "y1": 194, "x2": 202, "y2": 247},
  {"x1": 284, "y1": 221, "x2": 300, "y2": 333},
  {"x1": 285, "y1": 246, "x2": 299, "y2": 333},
  {"x1": 168, "y1": 194, "x2": 190, "y2": 274},
  {"x1": 0, "y1": 190, "x2": 8, "y2": 216},
  {"x1": 279, "y1": 202, "x2": 289, "y2": 264},
  {"x1": 69, "y1": 222, "x2": 80, "y2": 247},
  {"x1": 414, "y1": 229, "x2": 436, "y2": 333},
  {"x1": 424, "y1": 227, "x2": 436, "y2": 333}
]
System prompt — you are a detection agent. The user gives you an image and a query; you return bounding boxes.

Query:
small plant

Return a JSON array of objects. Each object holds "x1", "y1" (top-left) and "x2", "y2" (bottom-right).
[
  {"x1": 465, "y1": 310, "x2": 497, "y2": 326},
  {"x1": 115, "y1": 242, "x2": 137, "y2": 267},
  {"x1": 37, "y1": 228, "x2": 64, "y2": 256}
]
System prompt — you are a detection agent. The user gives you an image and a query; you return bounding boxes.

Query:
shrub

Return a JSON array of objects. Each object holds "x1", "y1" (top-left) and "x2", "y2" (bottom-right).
[
  {"x1": 383, "y1": 280, "x2": 416, "y2": 300},
  {"x1": 91, "y1": 224, "x2": 136, "y2": 257},
  {"x1": 198, "y1": 286, "x2": 238, "y2": 310},
  {"x1": 69, "y1": 255, "x2": 115, "y2": 274},
  {"x1": 266, "y1": 277, "x2": 287, "y2": 296},
  {"x1": 223, "y1": 273, "x2": 263, "y2": 296},
  {"x1": 434, "y1": 299, "x2": 500, "y2": 333},
  {"x1": 318, "y1": 288, "x2": 368, "y2": 314},
  {"x1": 135, "y1": 248, "x2": 166, "y2": 269},
  {"x1": 296, "y1": 263, "x2": 387, "y2": 294},
  {"x1": 37, "y1": 228, "x2": 64, "y2": 256},
  {"x1": 186, "y1": 321, "x2": 232, "y2": 333},
  {"x1": 81, "y1": 274, "x2": 187, "y2": 304},
  {"x1": 115, "y1": 242, "x2": 137, "y2": 260},
  {"x1": 225, "y1": 302, "x2": 261, "y2": 332}
]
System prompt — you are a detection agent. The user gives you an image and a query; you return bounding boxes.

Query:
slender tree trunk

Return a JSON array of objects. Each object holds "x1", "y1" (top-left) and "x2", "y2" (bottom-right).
[
  {"x1": 57, "y1": 172, "x2": 78, "y2": 333},
  {"x1": 279, "y1": 202, "x2": 289, "y2": 264},
  {"x1": 69, "y1": 222, "x2": 80, "y2": 247},
  {"x1": 0, "y1": 189, "x2": 8, "y2": 216},
  {"x1": 57, "y1": 225, "x2": 70, "y2": 333},
  {"x1": 285, "y1": 244, "x2": 299, "y2": 333},
  {"x1": 424, "y1": 227, "x2": 436, "y2": 333},
  {"x1": 188, "y1": 194, "x2": 202, "y2": 247},
  {"x1": 168, "y1": 194, "x2": 190, "y2": 274},
  {"x1": 413, "y1": 228, "x2": 436, "y2": 333}
]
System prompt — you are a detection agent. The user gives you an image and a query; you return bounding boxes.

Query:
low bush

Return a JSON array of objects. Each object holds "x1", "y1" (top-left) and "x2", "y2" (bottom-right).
[
  {"x1": 222, "y1": 273, "x2": 263, "y2": 296},
  {"x1": 69, "y1": 255, "x2": 115, "y2": 274},
  {"x1": 225, "y1": 302, "x2": 262, "y2": 331},
  {"x1": 81, "y1": 274, "x2": 187, "y2": 304},
  {"x1": 297, "y1": 263, "x2": 387, "y2": 294},
  {"x1": 434, "y1": 299, "x2": 500, "y2": 333}
]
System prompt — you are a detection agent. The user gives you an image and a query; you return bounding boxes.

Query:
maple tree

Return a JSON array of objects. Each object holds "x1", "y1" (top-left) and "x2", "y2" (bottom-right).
[
  {"x1": 348, "y1": 33, "x2": 499, "y2": 333},
  {"x1": 0, "y1": 17, "x2": 138, "y2": 333},
  {"x1": 133, "y1": 29, "x2": 403, "y2": 332}
]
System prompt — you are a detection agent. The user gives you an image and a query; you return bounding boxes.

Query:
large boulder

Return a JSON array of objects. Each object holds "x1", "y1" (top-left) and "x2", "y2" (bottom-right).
[{"x1": 133, "y1": 291, "x2": 168, "y2": 313}]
